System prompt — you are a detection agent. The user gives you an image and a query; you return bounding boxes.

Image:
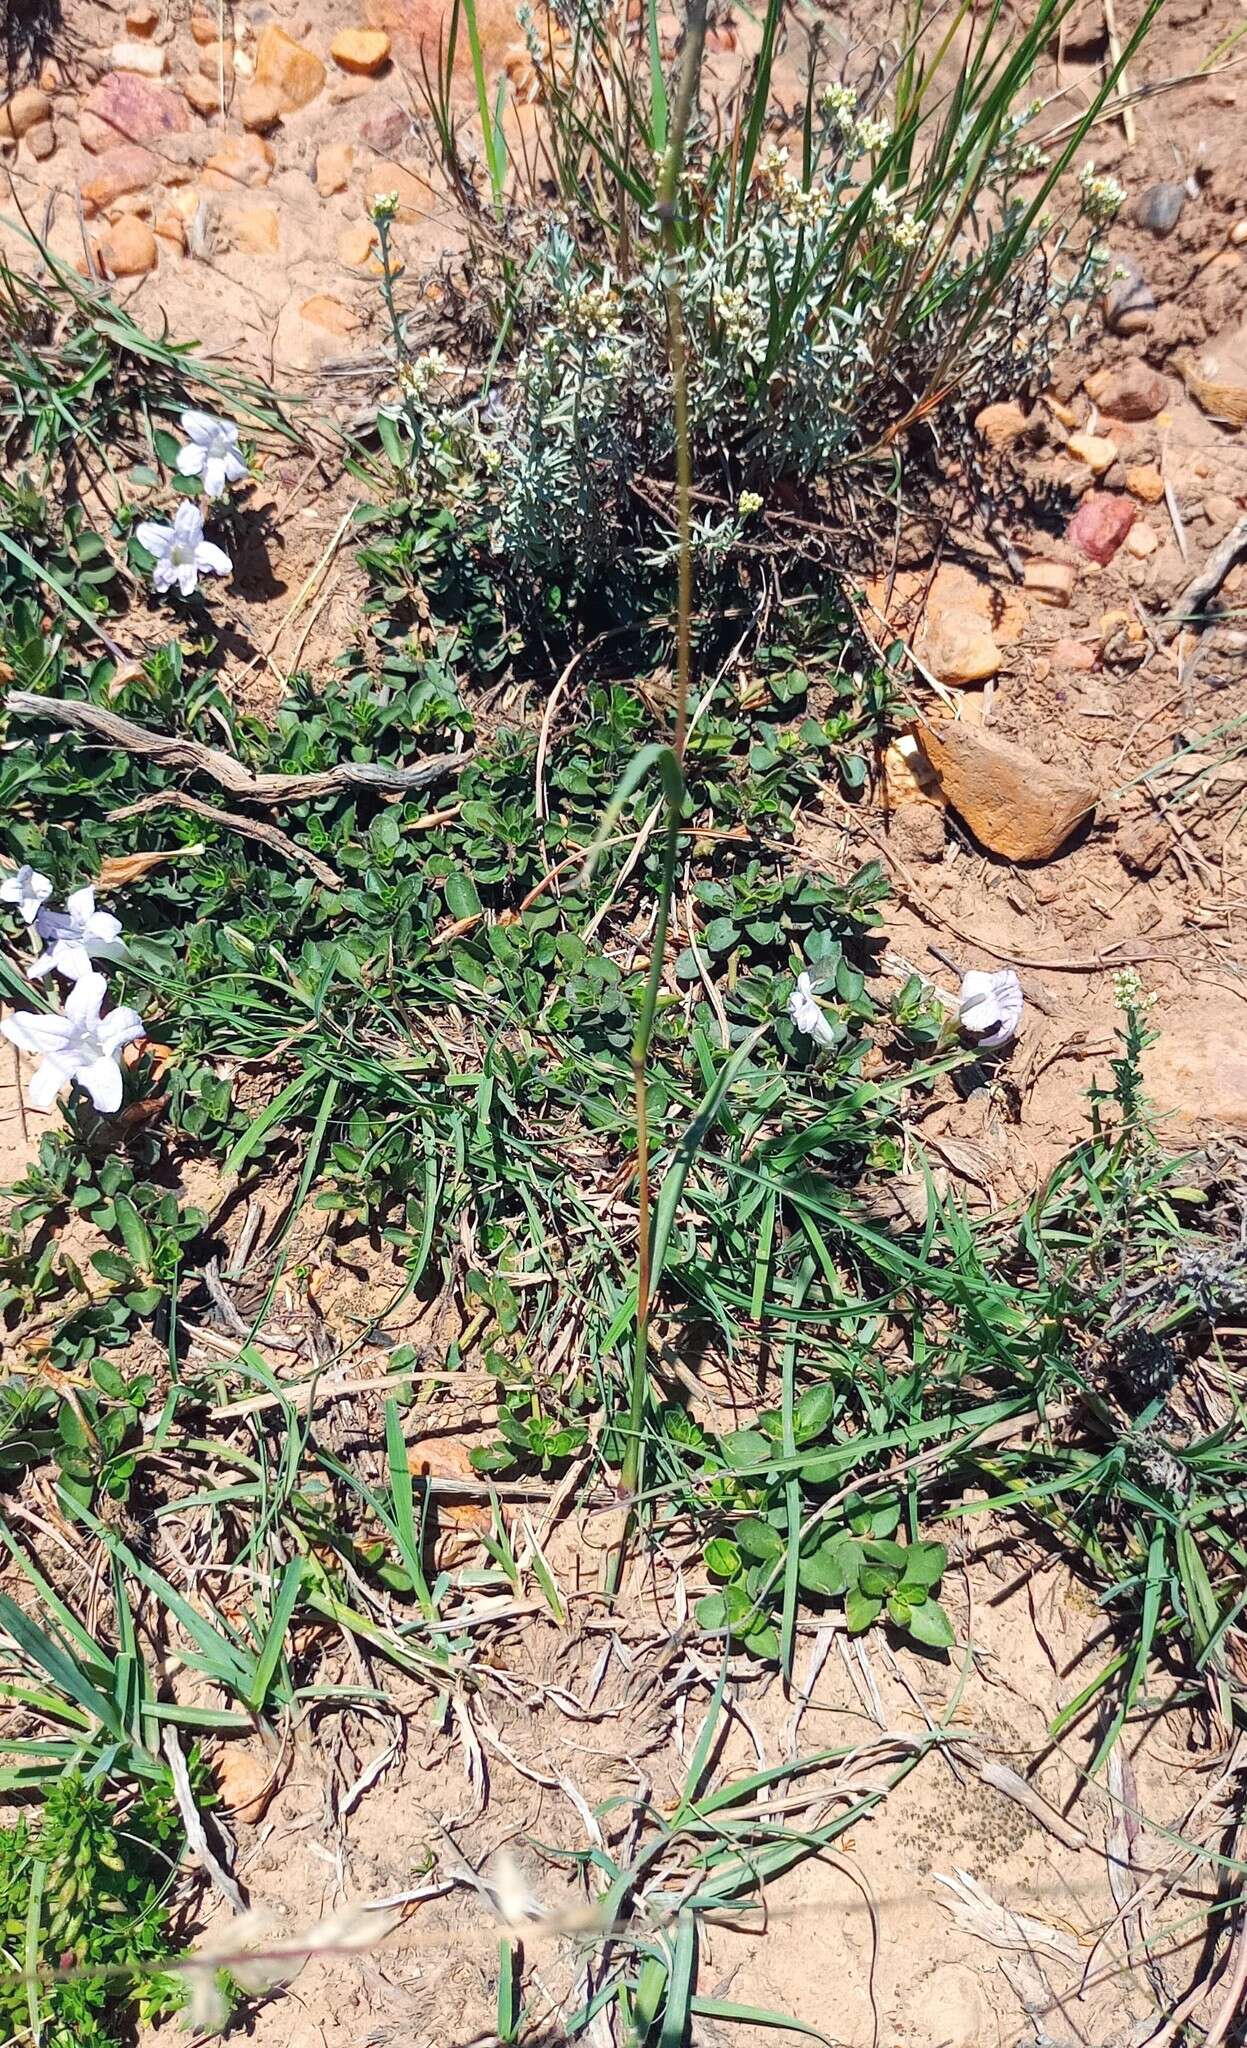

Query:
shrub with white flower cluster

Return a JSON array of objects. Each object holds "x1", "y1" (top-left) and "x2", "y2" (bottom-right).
[
  {"x1": 389, "y1": 80, "x2": 1121, "y2": 594},
  {"x1": 136, "y1": 410, "x2": 249, "y2": 599},
  {"x1": 1, "y1": 867, "x2": 146, "y2": 1115}
]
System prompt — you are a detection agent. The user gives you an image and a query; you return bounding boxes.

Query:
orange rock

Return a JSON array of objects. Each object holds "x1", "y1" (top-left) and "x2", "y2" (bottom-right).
[
  {"x1": 363, "y1": 0, "x2": 523, "y2": 89},
  {"x1": 181, "y1": 73, "x2": 220, "y2": 114},
  {"x1": 26, "y1": 121, "x2": 56, "y2": 159},
  {"x1": 189, "y1": 12, "x2": 216, "y2": 41},
  {"x1": 197, "y1": 38, "x2": 234, "y2": 78},
  {"x1": 1052, "y1": 636, "x2": 1096, "y2": 671},
  {"x1": 0, "y1": 85, "x2": 51, "y2": 138},
  {"x1": 166, "y1": 182, "x2": 203, "y2": 221},
  {"x1": 239, "y1": 82, "x2": 283, "y2": 131},
  {"x1": 337, "y1": 221, "x2": 377, "y2": 266},
  {"x1": 1125, "y1": 464, "x2": 1165, "y2": 504},
  {"x1": 125, "y1": 2, "x2": 159, "y2": 33},
  {"x1": 315, "y1": 139, "x2": 353, "y2": 195},
  {"x1": 98, "y1": 212, "x2": 158, "y2": 275},
  {"x1": 1066, "y1": 429, "x2": 1117, "y2": 476},
  {"x1": 215, "y1": 1744, "x2": 280, "y2": 1825},
  {"x1": 230, "y1": 204, "x2": 279, "y2": 252},
  {"x1": 920, "y1": 605, "x2": 1003, "y2": 685},
  {"x1": 363, "y1": 159, "x2": 423, "y2": 223},
  {"x1": 253, "y1": 24, "x2": 325, "y2": 110},
  {"x1": 973, "y1": 399, "x2": 1029, "y2": 450},
  {"x1": 205, "y1": 131, "x2": 275, "y2": 188},
  {"x1": 153, "y1": 208, "x2": 187, "y2": 249},
  {"x1": 300, "y1": 292, "x2": 356, "y2": 335},
  {"x1": 1022, "y1": 559, "x2": 1076, "y2": 607},
  {"x1": 917, "y1": 718, "x2": 1097, "y2": 862},
  {"x1": 331, "y1": 26, "x2": 391, "y2": 71}
]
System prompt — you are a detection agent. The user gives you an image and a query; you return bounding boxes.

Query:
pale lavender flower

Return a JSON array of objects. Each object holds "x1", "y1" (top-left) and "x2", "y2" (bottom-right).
[
  {"x1": 2, "y1": 970, "x2": 145, "y2": 1114},
  {"x1": 29, "y1": 886, "x2": 127, "y2": 983},
  {"x1": 0, "y1": 864, "x2": 53, "y2": 925},
  {"x1": 787, "y1": 970, "x2": 837, "y2": 1049},
  {"x1": 958, "y1": 969, "x2": 1024, "y2": 1050},
  {"x1": 175, "y1": 409, "x2": 249, "y2": 499},
  {"x1": 136, "y1": 502, "x2": 232, "y2": 597}
]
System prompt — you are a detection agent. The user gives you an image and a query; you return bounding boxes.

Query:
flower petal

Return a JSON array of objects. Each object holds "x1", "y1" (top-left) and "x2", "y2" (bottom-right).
[
  {"x1": 65, "y1": 970, "x2": 108, "y2": 1030},
  {"x1": 2, "y1": 1009, "x2": 73, "y2": 1054},
  {"x1": 176, "y1": 559, "x2": 199, "y2": 598},
  {"x1": 152, "y1": 558, "x2": 176, "y2": 594},
  {"x1": 136, "y1": 521, "x2": 172, "y2": 557},
  {"x1": 194, "y1": 540, "x2": 232, "y2": 578},
  {"x1": 65, "y1": 886, "x2": 97, "y2": 930},
  {"x1": 98, "y1": 1006, "x2": 145, "y2": 1056},
  {"x1": 176, "y1": 442, "x2": 207, "y2": 478},
  {"x1": 180, "y1": 409, "x2": 221, "y2": 446},
  {"x1": 75, "y1": 1055, "x2": 124, "y2": 1114},
  {"x1": 202, "y1": 456, "x2": 228, "y2": 499},
  {"x1": 223, "y1": 451, "x2": 250, "y2": 485},
  {"x1": 27, "y1": 1057, "x2": 70, "y2": 1111},
  {"x1": 172, "y1": 501, "x2": 205, "y2": 545}
]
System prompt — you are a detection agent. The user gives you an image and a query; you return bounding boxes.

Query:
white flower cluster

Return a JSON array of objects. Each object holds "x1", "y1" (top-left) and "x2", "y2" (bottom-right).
[
  {"x1": 0, "y1": 867, "x2": 146, "y2": 1114},
  {"x1": 822, "y1": 88, "x2": 891, "y2": 158},
  {"x1": 1078, "y1": 162, "x2": 1125, "y2": 227},
  {"x1": 137, "y1": 410, "x2": 249, "y2": 599}
]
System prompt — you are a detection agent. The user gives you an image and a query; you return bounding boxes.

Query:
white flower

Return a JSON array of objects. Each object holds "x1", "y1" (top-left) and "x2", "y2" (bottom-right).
[
  {"x1": 958, "y1": 969, "x2": 1024, "y2": 1050},
  {"x1": 175, "y1": 409, "x2": 249, "y2": 499},
  {"x1": 2, "y1": 970, "x2": 145, "y2": 1114},
  {"x1": 29, "y1": 886, "x2": 127, "y2": 983},
  {"x1": 136, "y1": 502, "x2": 232, "y2": 598},
  {"x1": 0, "y1": 864, "x2": 53, "y2": 925},
  {"x1": 788, "y1": 970, "x2": 838, "y2": 1049}
]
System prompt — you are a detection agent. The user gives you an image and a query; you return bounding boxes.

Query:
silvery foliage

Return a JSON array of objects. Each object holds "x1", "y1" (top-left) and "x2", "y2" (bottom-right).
[{"x1": 393, "y1": 94, "x2": 1113, "y2": 591}]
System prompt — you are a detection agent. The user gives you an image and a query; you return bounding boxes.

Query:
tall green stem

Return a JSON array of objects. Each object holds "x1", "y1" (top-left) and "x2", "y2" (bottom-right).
[{"x1": 610, "y1": 0, "x2": 708, "y2": 1590}]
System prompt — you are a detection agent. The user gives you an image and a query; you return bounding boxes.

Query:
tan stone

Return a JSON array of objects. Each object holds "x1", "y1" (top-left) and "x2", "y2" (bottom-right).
[
  {"x1": 331, "y1": 26, "x2": 391, "y2": 71},
  {"x1": 166, "y1": 183, "x2": 203, "y2": 221},
  {"x1": 189, "y1": 12, "x2": 216, "y2": 41},
  {"x1": 921, "y1": 605, "x2": 1003, "y2": 685},
  {"x1": 109, "y1": 38, "x2": 167, "y2": 75},
  {"x1": 239, "y1": 81, "x2": 283, "y2": 131},
  {"x1": 1067, "y1": 430, "x2": 1117, "y2": 476},
  {"x1": 99, "y1": 212, "x2": 158, "y2": 276},
  {"x1": 1126, "y1": 463, "x2": 1165, "y2": 504},
  {"x1": 1123, "y1": 523, "x2": 1159, "y2": 559},
  {"x1": 125, "y1": 3, "x2": 160, "y2": 34},
  {"x1": 205, "y1": 132, "x2": 275, "y2": 187},
  {"x1": 230, "y1": 204, "x2": 279, "y2": 252},
  {"x1": 25, "y1": 120, "x2": 56, "y2": 159},
  {"x1": 364, "y1": 159, "x2": 423, "y2": 222},
  {"x1": 1045, "y1": 393, "x2": 1079, "y2": 430},
  {"x1": 301, "y1": 292, "x2": 356, "y2": 335},
  {"x1": 153, "y1": 208, "x2": 187, "y2": 248},
  {"x1": 1052, "y1": 637, "x2": 1096, "y2": 671},
  {"x1": 181, "y1": 73, "x2": 220, "y2": 115},
  {"x1": 315, "y1": 139, "x2": 353, "y2": 194},
  {"x1": 38, "y1": 59, "x2": 60, "y2": 90},
  {"x1": 337, "y1": 220, "x2": 377, "y2": 266},
  {"x1": 253, "y1": 24, "x2": 325, "y2": 110},
  {"x1": 80, "y1": 144, "x2": 159, "y2": 214},
  {"x1": 916, "y1": 718, "x2": 1096, "y2": 862},
  {"x1": 973, "y1": 399, "x2": 1029, "y2": 450},
  {"x1": 363, "y1": 0, "x2": 516, "y2": 89},
  {"x1": 215, "y1": 1744, "x2": 280, "y2": 1825},
  {"x1": 1022, "y1": 559, "x2": 1076, "y2": 607},
  {"x1": 197, "y1": 39, "x2": 234, "y2": 78},
  {"x1": 0, "y1": 86, "x2": 52, "y2": 139}
]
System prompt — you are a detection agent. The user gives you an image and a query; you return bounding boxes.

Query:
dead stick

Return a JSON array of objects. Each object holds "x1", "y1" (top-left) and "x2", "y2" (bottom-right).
[
  {"x1": 1161, "y1": 516, "x2": 1247, "y2": 643},
  {"x1": 7, "y1": 692, "x2": 469, "y2": 804},
  {"x1": 106, "y1": 790, "x2": 342, "y2": 889}
]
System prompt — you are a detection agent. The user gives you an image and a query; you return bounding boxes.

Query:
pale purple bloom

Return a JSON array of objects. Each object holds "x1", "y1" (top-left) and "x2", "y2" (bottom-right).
[
  {"x1": 787, "y1": 970, "x2": 837, "y2": 1049},
  {"x1": 29, "y1": 886, "x2": 127, "y2": 983},
  {"x1": 958, "y1": 969, "x2": 1024, "y2": 1050},
  {"x1": 2, "y1": 970, "x2": 145, "y2": 1114},
  {"x1": 136, "y1": 502, "x2": 232, "y2": 598},
  {"x1": 175, "y1": 409, "x2": 249, "y2": 499},
  {"x1": 0, "y1": 864, "x2": 53, "y2": 925}
]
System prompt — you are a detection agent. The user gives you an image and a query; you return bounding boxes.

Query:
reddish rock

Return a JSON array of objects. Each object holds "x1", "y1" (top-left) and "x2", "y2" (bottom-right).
[
  {"x1": 916, "y1": 718, "x2": 1097, "y2": 862},
  {"x1": 98, "y1": 213, "x2": 158, "y2": 275},
  {"x1": 253, "y1": 25, "x2": 325, "y2": 110},
  {"x1": 1053, "y1": 637, "x2": 1097, "y2": 671},
  {"x1": 363, "y1": 0, "x2": 518, "y2": 85},
  {"x1": 359, "y1": 97, "x2": 408, "y2": 151},
  {"x1": 79, "y1": 142, "x2": 159, "y2": 213},
  {"x1": 1089, "y1": 362, "x2": 1170, "y2": 421},
  {"x1": 1066, "y1": 492, "x2": 1136, "y2": 565},
  {"x1": 79, "y1": 71, "x2": 190, "y2": 151},
  {"x1": 204, "y1": 132, "x2": 275, "y2": 188}
]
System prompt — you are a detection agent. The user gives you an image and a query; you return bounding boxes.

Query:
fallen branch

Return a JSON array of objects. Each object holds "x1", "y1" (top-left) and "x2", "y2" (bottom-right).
[
  {"x1": 1161, "y1": 516, "x2": 1247, "y2": 642},
  {"x1": 107, "y1": 789, "x2": 342, "y2": 888},
  {"x1": 7, "y1": 691, "x2": 470, "y2": 804}
]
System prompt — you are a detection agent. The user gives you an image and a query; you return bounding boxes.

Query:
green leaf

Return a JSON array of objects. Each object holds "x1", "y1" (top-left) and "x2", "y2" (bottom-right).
[
  {"x1": 705, "y1": 1538, "x2": 742, "y2": 1580},
  {"x1": 696, "y1": 1592, "x2": 727, "y2": 1631},
  {"x1": 444, "y1": 871, "x2": 482, "y2": 919},
  {"x1": 899, "y1": 1542, "x2": 947, "y2": 1588},
  {"x1": 734, "y1": 1517, "x2": 784, "y2": 1563},
  {"x1": 721, "y1": 1428, "x2": 773, "y2": 1471},
  {"x1": 844, "y1": 1588, "x2": 882, "y2": 1634},
  {"x1": 904, "y1": 1599, "x2": 956, "y2": 1650},
  {"x1": 795, "y1": 1383, "x2": 837, "y2": 1439},
  {"x1": 797, "y1": 1538, "x2": 853, "y2": 1598},
  {"x1": 703, "y1": 917, "x2": 740, "y2": 955}
]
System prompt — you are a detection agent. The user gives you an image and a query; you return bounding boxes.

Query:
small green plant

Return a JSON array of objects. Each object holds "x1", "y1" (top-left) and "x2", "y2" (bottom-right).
[{"x1": 0, "y1": 1772, "x2": 186, "y2": 2048}]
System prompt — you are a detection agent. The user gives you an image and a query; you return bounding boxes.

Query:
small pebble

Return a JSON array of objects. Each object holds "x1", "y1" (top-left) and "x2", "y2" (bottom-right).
[
  {"x1": 1133, "y1": 182, "x2": 1186, "y2": 236},
  {"x1": 1102, "y1": 255, "x2": 1155, "y2": 335}
]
